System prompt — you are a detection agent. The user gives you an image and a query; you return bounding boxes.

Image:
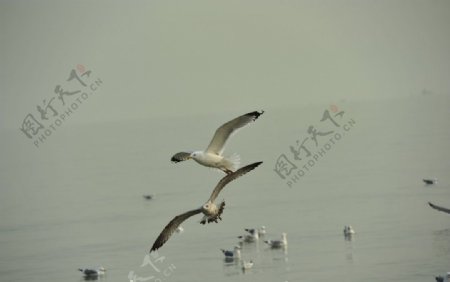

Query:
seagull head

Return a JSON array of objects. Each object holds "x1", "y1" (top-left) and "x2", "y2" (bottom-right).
[
  {"x1": 190, "y1": 151, "x2": 204, "y2": 160},
  {"x1": 259, "y1": 226, "x2": 266, "y2": 234},
  {"x1": 202, "y1": 202, "x2": 214, "y2": 213}
]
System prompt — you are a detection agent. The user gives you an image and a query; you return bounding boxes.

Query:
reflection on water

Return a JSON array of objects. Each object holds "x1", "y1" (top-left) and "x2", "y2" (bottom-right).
[
  {"x1": 344, "y1": 238, "x2": 354, "y2": 263},
  {"x1": 432, "y1": 228, "x2": 450, "y2": 257}
]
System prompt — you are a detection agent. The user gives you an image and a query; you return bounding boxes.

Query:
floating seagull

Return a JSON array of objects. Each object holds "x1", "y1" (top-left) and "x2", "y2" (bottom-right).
[
  {"x1": 78, "y1": 267, "x2": 105, "y2": 279},
  {"x1": 435, "y1": 272, "x2": 450, "y2": 282},
  {"x1": 264, "y1": 233, "x2": 288, "y2": 248},
  {"x1": 245, "y1": 226, "x2": 266, "y2": 237},
  {"x1": 143, "y1": 194, "x2": 154, "y2": 200},
  {"x1": 150, "y1": 162, "x2": 263, "y2": 252},
  {"x1": 343, "y1": 225, "x2": 355, "y2": 237},
  {"x1": 170, "y1": 111, "x2": 264, "y2": 174},
  {"x1": 241, "y1": 260, "x2": 254, "y2": 271},
  {"x1": 238, "y1": 229, "x2": 259, "y2": 243},
  {"x1": 221, "y1": 246, "x2": 241, "y2": 260},
  {"x1": 423, "y1": 178, "x2": 437, "y2": 185},
  {"x1": 428, "y1": 202, "x2": 450, "y2": 215}
]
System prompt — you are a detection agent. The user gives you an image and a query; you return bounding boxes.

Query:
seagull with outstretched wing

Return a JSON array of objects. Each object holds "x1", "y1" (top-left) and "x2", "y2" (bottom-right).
[
  {"x1": 428, "y1": 202, "x2": 450, "y2": 215},
  {"x1": 170, "y1": 111, "x2": 264, "y2": 174},
  {"x1": 150, "y1": 161, "x2": 262, "y2": 252}
]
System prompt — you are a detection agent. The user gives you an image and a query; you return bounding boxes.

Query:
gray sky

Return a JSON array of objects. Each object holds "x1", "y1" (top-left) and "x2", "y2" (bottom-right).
[{"x1": 1, "y1": 0, "x2": 450, "y2": 128}]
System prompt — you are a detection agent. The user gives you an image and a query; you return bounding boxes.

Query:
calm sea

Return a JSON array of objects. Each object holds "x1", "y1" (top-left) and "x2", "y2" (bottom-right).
[{"x1": 1, "y1": 96, "x2": 450, "y2": 282}]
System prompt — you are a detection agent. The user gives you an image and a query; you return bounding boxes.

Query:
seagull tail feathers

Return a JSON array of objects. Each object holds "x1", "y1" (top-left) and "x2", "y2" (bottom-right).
[{"x1": 227, "y1": 153, "x2": 241, "y2": 172}]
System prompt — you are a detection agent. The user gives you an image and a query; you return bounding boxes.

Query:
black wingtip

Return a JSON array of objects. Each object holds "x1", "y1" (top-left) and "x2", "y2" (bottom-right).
[
  {"x1": 251, "y1": 161, "x2": 263, "y2": 168},
  {"x1": 150, "y1": 241, "x2": 161, "y2": 253},
  {"x1": 241, "y1": 161, "x2": 263, "y2": 172},
  {"x1": 245, "y1": 110, "x2": 264, "y2": 121},
  {"x1": 234, "y1": 161, "x2": 262, "y2": 173},
  {"x1": 170, "y1": 157, "x2": 181, "y2": 163}
]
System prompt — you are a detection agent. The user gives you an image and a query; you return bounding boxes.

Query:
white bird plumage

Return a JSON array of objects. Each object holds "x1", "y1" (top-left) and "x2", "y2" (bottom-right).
[
  {"x1": 264, "y1": 232, "x2": 288, "y2": 248},
  {"x1": 170, "y1": 111, "x2": 264, "y2": 174},
  {"x1": 238, "y1": 228, "x2": 259, "y2": 243}
]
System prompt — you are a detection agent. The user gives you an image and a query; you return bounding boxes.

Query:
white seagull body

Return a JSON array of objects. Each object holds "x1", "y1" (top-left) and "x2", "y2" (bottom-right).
[
  {"x1": 238, "y1": 228, "x2": 259, "y2": 243},
  {"x1": 78, "y1": 267, "x2": 105, "y2": 278},
  {"x1": 264, "y1": 233, "x2": 288, "y2": 248},
  {"x1": 150, "y1": 162, "x2": 262, "y2": 252},
  {"x1": 171, "y1": 111, "x2": 264, "y2": 174}
]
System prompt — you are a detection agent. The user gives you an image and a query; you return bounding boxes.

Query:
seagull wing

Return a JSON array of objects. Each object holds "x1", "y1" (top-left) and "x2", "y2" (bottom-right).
[
  {"x1": 150, "y1": 208, "x2": 202, "y2": 252},
  {"x1": 428, "y1": 202, "x2": 450, "y2": 214},
  {"x1": 170, "y1": 152, "x2": 192, "y2": 163},
  {"x1": 205, "y1": 111, "x2": 264, "y2": 155},
  {"x1": 208, "y1": 161, "x2": 262, "y2": 203}
]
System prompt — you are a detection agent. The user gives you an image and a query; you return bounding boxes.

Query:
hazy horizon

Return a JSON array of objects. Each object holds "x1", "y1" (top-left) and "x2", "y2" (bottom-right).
[{"x1": 2, "y1": 0, "x2": 450, "y2": 129}]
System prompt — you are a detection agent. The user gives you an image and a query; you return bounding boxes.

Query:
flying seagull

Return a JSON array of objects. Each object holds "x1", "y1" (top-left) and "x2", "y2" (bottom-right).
[
  {"x1": 170, "y1": 111, "x2": 264, "y2": 174},
  {"x1": 150, "y1": 161, "x2": 263, "y2": 252},
  {"x1": 428, "y1": 202, "x2": 450, "y2": 215}
]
